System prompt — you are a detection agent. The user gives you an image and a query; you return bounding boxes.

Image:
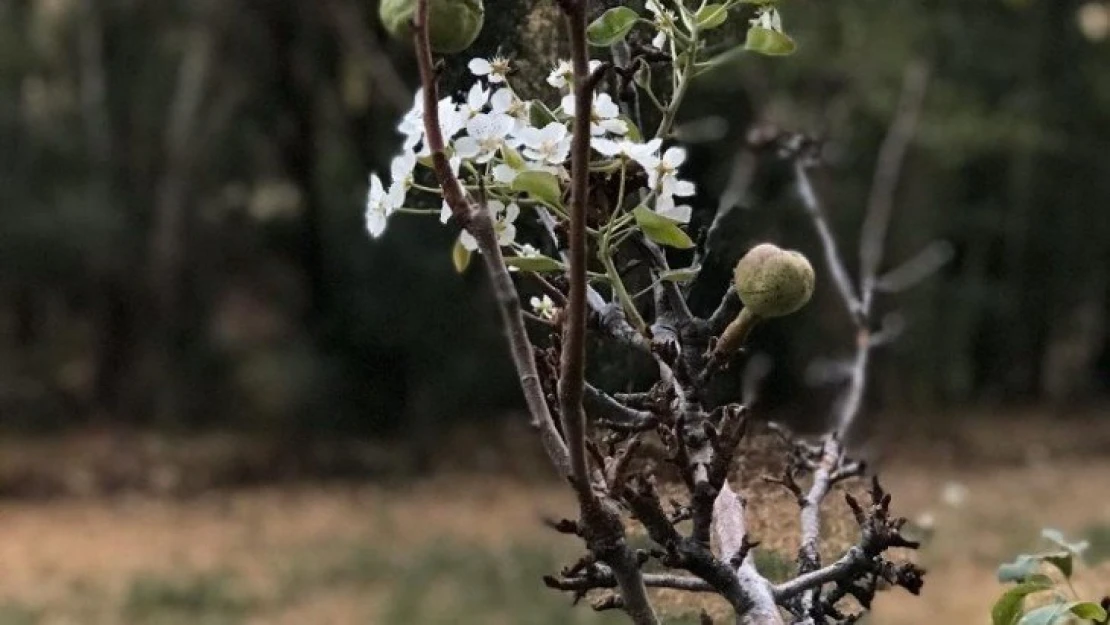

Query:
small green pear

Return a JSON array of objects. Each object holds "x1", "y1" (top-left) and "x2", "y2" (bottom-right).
[
  {"x1": 714, "y1": 243, "x2": 815, "y2": 356},
  {"x1": 733, "y1": 243, "x2": 815, "y2": 318},
  {"x1": 379, "y1": 0, "x2": 485, "y2": 55}
]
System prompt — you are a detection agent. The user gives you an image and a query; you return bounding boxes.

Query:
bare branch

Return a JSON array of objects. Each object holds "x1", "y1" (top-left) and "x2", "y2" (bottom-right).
[
  {"x1": 708, "y1": 286, "x2": 742, "y2": 335},
  {"x1": 584, "y1": 383, "x2": 658, "y2": 432},
  {"x1": 714, "y1": 483, "x2": 785, "y2": 624},
  {"x1": 411, "y1": 0, "x2": 570, "y2": 476},
  {"x1": 859, "y1": 62, "x2": 930, "y2": 314},
  {"x1": 793, "y1": 162, "x2": 861, "y2": 318},
  {"x1": 559, "y1": 0, "x2": 598, "y2": 495},
  {"x1": 874, "y1": 239, "x2": 953, "y2": 294}
]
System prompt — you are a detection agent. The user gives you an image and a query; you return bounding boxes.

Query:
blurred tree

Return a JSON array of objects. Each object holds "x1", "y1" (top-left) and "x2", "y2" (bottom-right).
[{"x1": 0, "y1": 0, "x2": 1107, "y2": 440}]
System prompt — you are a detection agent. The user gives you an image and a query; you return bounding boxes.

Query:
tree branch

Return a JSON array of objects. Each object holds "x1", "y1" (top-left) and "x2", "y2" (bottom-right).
[
  {"x1": 858, "y1": 62, "x2": 930, "y2": 314},
  {"x1": 411, "y1": 0, "x2": 570, "y2": 477},
  {"x1": 559, "y1": 0, "x2": 596, "y2": 496}
]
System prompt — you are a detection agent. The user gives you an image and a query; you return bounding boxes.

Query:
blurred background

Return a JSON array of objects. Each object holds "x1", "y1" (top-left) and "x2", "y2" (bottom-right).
[{"x1": 0, "y1": 0, "x2": 1108, "y2": 623}]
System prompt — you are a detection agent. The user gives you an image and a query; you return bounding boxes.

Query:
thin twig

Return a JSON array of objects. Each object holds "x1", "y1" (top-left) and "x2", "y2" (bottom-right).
[{"x1": 858, "y1": 62, "x2": 930, "y2": 314}]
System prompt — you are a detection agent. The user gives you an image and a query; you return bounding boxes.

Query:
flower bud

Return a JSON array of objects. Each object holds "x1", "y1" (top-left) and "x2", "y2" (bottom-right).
[
  {"x1": 379, "y1": 0, "x2": 485, "y2": 55},
  {"x1": 733, "y1": 243, "x2": 814, "y2": 318}
]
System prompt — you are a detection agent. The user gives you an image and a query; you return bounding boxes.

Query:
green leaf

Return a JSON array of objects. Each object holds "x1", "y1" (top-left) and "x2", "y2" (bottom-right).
[
  {"x1": 620, "y1": 116, "x2": 643, "y2": 143},
  {"x1": 452, "y1": 238, "x2": 471, "y2": 273},
  {"x1": 739, "y1": 0, "x2": 778, "y2": 4},
  {"x1": 998, "y1": 555, "x2": 1041, "y2": 583},
  {"x1": 660, "y1": 265, "x2": 701, "y2": 283},
  {"x1": 695, "y1": 4, "x2": 729, "y2": 29},
  {"x1": 992, "y1": 580, "x2": 1053, "y2": 625},
  {"x1": 1041, "y1": 551, "x2": 1074, "y2": 580},
  {"x1": 501, "y1": 144, "x2": 526, "y2": 170},
  {"x1": 504, "y1": 255, "x2": 563, "y2": 273},
  {"x1": 1068, "y1": 601, "x2": 1108, "y2": 621},
  {"x1": 1017, "y1": 603, "x2": 1070, "y2": 625},
  {"x1": 587, "y1": 7, "x2": 639, "y2": 47},
  {"x1": 632, "y1": 206, "x2": 695, "y2": 249},
  {"x1": 744, "y1": 26, "x2": 797, "y2": 56},
  {"x1": 529, "y1": 100, "x2": 559, "y2": 129},
  {"x1": 511, "y1": 171, "x2": 563, "y2": 207}
]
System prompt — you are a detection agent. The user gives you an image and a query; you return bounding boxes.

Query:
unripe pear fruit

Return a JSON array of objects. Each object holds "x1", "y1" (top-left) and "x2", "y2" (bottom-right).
[
  {"x1": 733, "y1": 243, "x2": 815, "y2": 318},
  {"x1": 714, "y1": 243, "x2": 815, "y2": 356},
  {"x1": 379, "y1": 0, "x2": 485, "y2": 55}
]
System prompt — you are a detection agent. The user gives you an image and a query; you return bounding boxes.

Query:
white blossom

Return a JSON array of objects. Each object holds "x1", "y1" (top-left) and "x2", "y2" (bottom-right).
[
  {"x1": 460, "y1": 82, "x2": 490, "y2": 119},
  {"x1": 468, "y1": 56, "x2": 512, "y2": 83},
  {"x1": 490, "y1": 89, "x2": 530, "y2": 132},
  {"x1": 517, "y1": 122, "x2": 572, "y2": 165},
  {"x1": 646, "y1": 0, "x2": 677, "y2": 50},
  {"x1": 454, "y1": 113, "x2": 515, "y2": 163},
  {"x1": 560, "y1": 92, "x2": 627, "y2": 136},
  {"x1": 639, "y1": 144, "x2": 688, "y2": 192},
  {"x1": 389, "y1": 150, "x2": 417, "y2": 192},
  {"x1": 492, "y1": 163, "x2": 521, "y2": 184},
  {"x1": 592, "y1": 137, "x2": 652, "y2": 159},
  {"x1": 752, "y1": 6, "x2": 784, "y2": 32},
  {"x1": 398, "y1": 89, "x2": 465, "y2": 155},
  {"x1": 530, "y1": 294, "x2": 556, "y2": 320},
  {"x1": 546, "y1": 59, "x2": 603, "y2": 90},
  {"x1": 459, "y1": 200, "x2": 520, "y2": 250},
  {"x1": 654, "y1": 190, "x2": 693, "y2": 224},
  {"x1": 366, "y1": 173, "x2": 403, "y2": 238}
]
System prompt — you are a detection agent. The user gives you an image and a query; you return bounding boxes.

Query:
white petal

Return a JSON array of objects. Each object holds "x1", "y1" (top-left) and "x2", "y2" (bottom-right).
[
  {"x1": 652, "y1": 30, "x2": 667, "y2": 49},
  {"x1": 663, "y1": 146, "x2": 687, "y2": 167},
  {"x1": 498, "y1": 223, "x2": 517, "y2": 246},
  {"x1": 440, "y1": 200, "x2": 452, "y2": 224},
  {"x1": 540, "y1": 122, "x2": 567, "y2": 142},
  {"x1": 655, "y1": 194, "x2": 691, "y2": 224},
  {"x1": 492, "y1": 164, "x2": 519, "y2": 183},
  {"x1": 460, "y1": 231, "x2": 478, "y2": 251},
  {"x1": 560, "y1": 94, "x2": 576, "y2": 116},
  {"x1": 594, "y1": 93, "x2": 620, "y2": 118},
  {"x1": 504, "y1": 202, "x2": 520, "y2": 223},
  {"x1": 550, "y1": 138, "x2": 573, "y2": 163},
  {"x1": 386, "y1": 182, "x2": 406, "y2": 212},
  {"x1": 673, "y1": 179, "x2": 696, "y2": 197},
  {"x1": 467, "y1": 83, "x2": 488, "y2": 110},
  {"x1": 490, "y1": 89, "x2": 513, "y2": 113},
  {"x1": 454, "y1": 137, "x2": 480, "y2": 159},
  {"x1": 366, "y1": 210, "x2": 387, "y2": 238},
  {"x1": 486, "y1": 199, "x2": 505, "y2": 217},
  {"x1": 600, "y1": 118, "x2": 628, "y2": 135},
  {"x1": 368, "y1": 173, "x2": 385, "y2": 200},
  {"x1": 591, "y1": 138, "x2": 622, "y2": 156},
  {"x1": 515, "y1": 126, "x2": 541, "y2": 148},
  {"x1": 468, "y1": 58, "x2": 492, "y2": 76},
  {"x1": 390, "y1": 151, "x2": 416, "y2": 181}
]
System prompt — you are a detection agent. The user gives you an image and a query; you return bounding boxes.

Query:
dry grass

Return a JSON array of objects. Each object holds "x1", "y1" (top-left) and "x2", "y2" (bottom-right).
[{"x1": 0, "y1": 416, "x2": 1109, "y2": 624}]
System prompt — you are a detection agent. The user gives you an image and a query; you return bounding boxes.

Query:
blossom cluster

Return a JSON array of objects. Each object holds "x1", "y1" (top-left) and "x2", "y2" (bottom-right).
[{"x1": 365, "y1": 55, "x2": 697, "y2": 244}]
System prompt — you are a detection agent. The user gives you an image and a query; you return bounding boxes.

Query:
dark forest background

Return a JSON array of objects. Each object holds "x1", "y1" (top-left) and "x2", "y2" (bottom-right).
[{"x1": 2, "y1": 0, "x2": 1109, "y2": 456}]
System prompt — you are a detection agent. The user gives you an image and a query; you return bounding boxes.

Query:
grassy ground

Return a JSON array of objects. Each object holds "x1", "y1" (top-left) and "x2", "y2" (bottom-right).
[{"x1": 0, "y1": 416, "x2": 1109, "y2": 624}]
